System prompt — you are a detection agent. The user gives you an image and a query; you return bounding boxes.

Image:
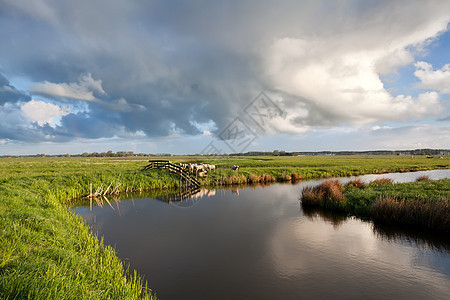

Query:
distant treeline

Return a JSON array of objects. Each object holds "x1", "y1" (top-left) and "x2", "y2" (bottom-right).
[
  {"x1": 1, "y1": 149, "x2": 448, "y2": 158},
  {"x1": 229, "y1": 149, "x2": 450, "y2": 156},
  {"x1": 1, "y1": 151, "x2": 171, "y2": 158}
]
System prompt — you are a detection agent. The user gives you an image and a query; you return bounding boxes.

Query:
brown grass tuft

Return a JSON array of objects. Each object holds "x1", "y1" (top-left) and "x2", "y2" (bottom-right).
[
  {"x1": 320, "y1": 180, "x2": 345, "y2": 202},
  {"x1": 279, "y1": 174, "x2": 292, "y2": 182},
  {"x1": 258, "y1": 174, "x2": 276, "y2": 183},
  {"x1": 291, "y1": 173, "x2": 302, "y2": 181},
  {"x1": 301, "y1": 180, "x2": 346, "y2": 208},
  {"x1": 345, "y1": 179, "x2": 365, "y2": 189},
  {"x1": 224, "y1": 175, "x2": 247, "y2": 185},
  {"x1": 372, "y1": 196, "x2": 449, "y2": 233},
  {"x1": 369, "y1": 178, "x2": 393, "y2": 186},
  {"x1": 416, "y1": 175, "x2": 430, "y2": 182},
  {"x1": 301, "y1": 187, "x2": 324, "y2": 206},
  {"x1": 248, "y1": 174, "x2": 259, "y2": 183}
]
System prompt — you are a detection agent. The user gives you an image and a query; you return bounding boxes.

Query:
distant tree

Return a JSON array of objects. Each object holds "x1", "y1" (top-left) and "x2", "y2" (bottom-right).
[{"x1": 272, "y1": 150, "x2": 280, "y2": 156}]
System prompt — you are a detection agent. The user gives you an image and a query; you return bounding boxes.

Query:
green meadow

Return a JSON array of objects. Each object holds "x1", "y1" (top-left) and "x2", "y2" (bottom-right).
[
  {"x1": 184, "y1": 155, "x2": 449, "y2": 185},
  {"x1": 0, "y1": 155, "x2": 449, "y2": 298}
]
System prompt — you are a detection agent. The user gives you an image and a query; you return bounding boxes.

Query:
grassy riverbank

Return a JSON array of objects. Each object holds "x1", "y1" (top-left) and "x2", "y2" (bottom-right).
[
  {"x1": 301, "y1": 178, "x2": 450, "y2": 232},
  {"x1": 0, "y1": 157, "x2": 179, "y2": 299},
  {"x1": 0, "y1": 155, "x2": 448, "y2": 298},
  {"x1": 178, "y1": 155, "x2": 449, "y2": 185}
]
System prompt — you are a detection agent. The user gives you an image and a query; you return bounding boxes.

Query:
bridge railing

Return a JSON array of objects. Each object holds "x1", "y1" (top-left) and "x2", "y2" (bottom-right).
[{"x1": 144, "y1": 160, "x2": 201, "y2": 188}]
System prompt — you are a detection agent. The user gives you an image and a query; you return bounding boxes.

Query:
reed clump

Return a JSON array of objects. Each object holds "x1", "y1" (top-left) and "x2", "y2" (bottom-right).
[
  {"x1": 372, "y1": 196, "x2": 449, "y2": 233},
  {"x1": 301, "y1": 180, "x2": 346, "y2": 209},
  {"x1": 301, "y1": 178, "x2": 449, "y2": 233},
  {"x1": 257, "y1": 174, "x2": 276, "y2": 183},
  {"x1": 279, "y1": 174, "x2": 292, "y2": 182},
  {"x1": 291, "y1": 173, "x2": 302, "y2": 181},
  {"x1": 248, "y1": 174, "x2": 259, "y2": 183},
  {"x1": 345, "y1": 179, "x2": 365, "y2": 189},
  {"x1": 369, "y1": 178, "x2": 393, "y2": 186},
  {"x1": 416, "y1": 175, "x2": 430, "y2": 182},
  {"x1": 223, "y1": 175, "x2": 247, "y2": 185},
  {"x1": 301, "y1": 187, "x2": 324, "y2": 206}
]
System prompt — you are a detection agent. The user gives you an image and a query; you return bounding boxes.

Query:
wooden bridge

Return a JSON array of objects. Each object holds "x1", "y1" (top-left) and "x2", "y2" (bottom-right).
[{"x1": 144, "y1": 160, "x2": 201, "y2": 188}]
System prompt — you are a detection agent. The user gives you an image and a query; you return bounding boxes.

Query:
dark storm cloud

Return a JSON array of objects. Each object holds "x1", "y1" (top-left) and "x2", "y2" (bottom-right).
[
  {"x1": 0, "y1": 0, "x2": 449, "y2": 144},
  {"x1": 0, "y1": 73, "x2": 31, "y2": 104},
  {"x1": 0, "y1": 0, "x2": 265, "y2": 141}
]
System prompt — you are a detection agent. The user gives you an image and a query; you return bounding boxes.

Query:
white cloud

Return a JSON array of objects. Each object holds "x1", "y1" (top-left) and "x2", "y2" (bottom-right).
[
  {"x1": 190, "y1": 120, "x2": 217, "y2": 135},
  {"x1": 253, "y1": 124, "x2": 450, "y2": 152},
  {"x1": 371, "y1": 125, "x2": 392, "y2": 131},
  {"x1": 261, "y1": 16, "x2": 448, "y2": 129},
  {"x1": 30, "y1": 75, "x2": 146, "y2": 113},
  {"x1": 414, "y1": 61, "x2": 450, "y2": 94},
  {"x1": 21, "y1": 99, "x2": 70, "y2": 126},
  {"x1": 365, "y1": 124, "x2": 450, "y2": 149},
  {"x1": 30, "y1": 73, "x2": 105, "y2": 101},
  {"x1": 265, "y1": 116, "x2": 310, "y2": 135}
]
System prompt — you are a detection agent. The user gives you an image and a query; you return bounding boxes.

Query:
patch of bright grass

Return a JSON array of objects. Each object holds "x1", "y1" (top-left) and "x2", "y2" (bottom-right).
[{"x1": 0, "y1": 155, "x2": 448, "y2": 297}]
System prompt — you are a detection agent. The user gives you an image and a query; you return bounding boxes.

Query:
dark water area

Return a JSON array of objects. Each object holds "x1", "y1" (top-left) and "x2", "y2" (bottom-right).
[{"x1": 74, "y1": 170, "x2": 450, "y2": 299}]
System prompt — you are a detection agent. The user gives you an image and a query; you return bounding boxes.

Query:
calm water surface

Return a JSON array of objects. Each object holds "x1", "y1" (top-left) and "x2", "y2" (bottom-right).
[{"x1": 74, "y1": 170, "x2": 450, "y2": 299}]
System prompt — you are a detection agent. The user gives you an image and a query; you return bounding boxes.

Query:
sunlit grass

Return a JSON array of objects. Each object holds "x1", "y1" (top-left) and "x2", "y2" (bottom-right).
[
  {"x1": 172, "y1": 155, "x2": 449, "y2": 185},
  {"x1": 0, "y1": 155, "x2": 448, "y2": 298},
  {"x1": 0, "y1": 157, "x2": 165, "y2": 299}
]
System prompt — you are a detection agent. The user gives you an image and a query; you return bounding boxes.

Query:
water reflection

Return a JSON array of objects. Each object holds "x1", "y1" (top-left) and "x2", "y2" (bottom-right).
[
  {"x1": 300, "y1": 205, "x2": 450, "y2": 251},
  {"x1": 373, "y1": 222, "x2": 450, "y2": 251},
  {"x1": 73, "y1": 187, "x2": 220, "y2": 211},
  {"x1": 301, "y1": 206, "x2": 350, "y2": 229},
  {"x1": 154, "y1": 188, "x2": 218, "y2": 208},
  {"x1": 72, "y1": 170, "x2": 450, "y2": 299}
]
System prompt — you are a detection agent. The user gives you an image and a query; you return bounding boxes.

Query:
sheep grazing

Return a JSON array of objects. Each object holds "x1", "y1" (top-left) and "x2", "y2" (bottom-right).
[
  {"x1": 198, "y1": 171, "x2": 207, "y2": 177},
  {"x1": 204, "y1": 164, "x2": 216, "y2": 172},
  {"x1": 231, "y1": 165, "x2": 239, "y2": 171},
  {"x1": 181, "y1": 162, "x2": 215, "y2": 174},
  {"x1": 178, "y1": 163, "x2": 189, "y2": 171},
  {"x1": 194, "y1": 164, "x2": 205, "y2": 172}
]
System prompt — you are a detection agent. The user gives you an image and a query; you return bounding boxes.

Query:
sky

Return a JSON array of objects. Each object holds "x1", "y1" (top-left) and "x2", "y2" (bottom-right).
[{"x1": 0, "y1": 0, "x2": 449, "y2": 155}]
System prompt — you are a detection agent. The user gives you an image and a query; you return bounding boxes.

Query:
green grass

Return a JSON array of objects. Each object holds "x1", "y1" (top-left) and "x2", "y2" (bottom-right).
[
  {"x1": 0, "y1": 157, "x2": 178, "y2": 299},
  {"x1": 0, "y1": 155, "x2": 448, "y2": 298},
  {"x1": 172, "y1": 155, "x2": 449, "y2": 185},
  {"x1": 301, "y1": 178, "x2": 450, "y2": 232}
]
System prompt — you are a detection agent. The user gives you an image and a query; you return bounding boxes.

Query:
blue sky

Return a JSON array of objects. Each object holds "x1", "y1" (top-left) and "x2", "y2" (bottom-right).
[{"x1": 0, "y1": 0, "x2": 449, "y2": 155}]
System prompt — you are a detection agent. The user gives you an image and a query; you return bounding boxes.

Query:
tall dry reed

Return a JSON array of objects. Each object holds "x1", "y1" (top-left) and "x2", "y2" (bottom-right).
[
  {"x1": 369, "y1": 178, "x2": 394, "y2": 186},
  {"x1": 345, "y1": 179, "x2": 365, "y2": 189},
  {"x1": 301, "y1": 180, "x2": 346, "y2": 208},
  {"x1": 416, "y1": 175, "x2": 430, "y2": 182},
  {"x1": 372, "y1": 196, "x2": 449, "y2": 233}
]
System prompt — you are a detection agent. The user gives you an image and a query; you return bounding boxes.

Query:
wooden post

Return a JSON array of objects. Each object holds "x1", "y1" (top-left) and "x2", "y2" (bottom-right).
[{"x1": 90, "y1": 183, "x2": 92, "y2": 211}]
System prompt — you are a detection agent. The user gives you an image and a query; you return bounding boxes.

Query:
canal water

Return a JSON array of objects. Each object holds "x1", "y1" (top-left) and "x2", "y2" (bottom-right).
[{"x1": 74, "y1": 170, "x2": 450, "y2": 299}]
